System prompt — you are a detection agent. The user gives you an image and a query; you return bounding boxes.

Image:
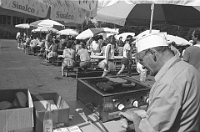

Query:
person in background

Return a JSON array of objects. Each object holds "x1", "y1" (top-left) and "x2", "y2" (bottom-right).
[
  {"x1": 61, "y1": 41, "x2": 76, "y2": 77},
  {"x1": 37, "y1": 37, "x2": 45, "y2": 57},
  {"x1": 98, "y1": 40, "x2": 107, "y2": 56},
  {"x1": 117, "y1": 36, "x2": 124, "y2": 47},
  {"x1": 119, "y1": 32, "x2": 200, "y2": 132},
  {"x1": 183, "y1": 29, "x2": 200, "y2": 72},
  {"x1": 23, "y1": 35, "x2": 31, "y2": 54},
  {"x1": 45, "y1": 31, "x2": 53, "y2": 58},
  {"x1": 117, "y1": 35, "x2": 133, "y2": 75},
  {"x1": 58, "y1": 35, "x2": 66, "y2": 50},
  {"x1": 16, "y1": 31, "x2": 21, "y2": 49},
  {"x1": 90, "y1": 36, "x2": 101, "y2": 55},
  {"x1": 23, "y1": 32, "x2": 27, "y2": 41},
  {"x1": 74, "y1": 39, "x2": 81, "y2": 53},
  {"x1": 98, "y1": 35, "x2": 116, "y2": 77},
  {"x1": 98, "y1": 35, "x2": 104, "y2": 50},
  {"x1": 130, "y1": 40, "x2": 137, "y2": 58},
  {"x1": 30, "y1": 36, "x2": 39, "y2": 56},
  {"x1": 117, "y1": 37, "x2": 124, "y2": 56},
  {"x1": 168, "y1": 42, "x2": 181, "y2": 57},
  {"x1": 46, "y1": 39, "x2": 59, "y2": 63},
  {"x1": 181, "y1": 44, "x2": 191, "y2": 58},
  {"x1": 76, "y1": 41, "x2": 91, "y2": 73},
  {"x1": 86, "y1": 37, "x2": 93, "y2": 51}
]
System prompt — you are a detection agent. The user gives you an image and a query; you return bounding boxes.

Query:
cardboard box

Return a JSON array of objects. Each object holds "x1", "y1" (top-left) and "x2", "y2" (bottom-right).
[
  {"x1": 0, "y1": 89, "x2": 34, "y2": 132},
  {"x1": 34, "y1": 100, "x2": 58, "y2": 111},
  {"x1": 32, "y1": 93, "x2": 70, "y2": 132}
]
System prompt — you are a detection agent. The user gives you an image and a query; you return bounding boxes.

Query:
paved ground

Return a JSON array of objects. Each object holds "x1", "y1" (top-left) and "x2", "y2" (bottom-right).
[
  {"x1": 0, "y1": 39, "x2": 77, "y2": 101},
  {"x1": 0, "y1": 39, "x2": 155, "y2": 102}
]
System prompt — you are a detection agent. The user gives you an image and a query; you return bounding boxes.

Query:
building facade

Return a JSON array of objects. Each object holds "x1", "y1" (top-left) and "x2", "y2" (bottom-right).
[{"x1": 0, "y1": 7, "x2": 41, "y2": 39}]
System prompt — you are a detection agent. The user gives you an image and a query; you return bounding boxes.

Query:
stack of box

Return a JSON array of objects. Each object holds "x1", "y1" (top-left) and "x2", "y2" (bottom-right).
[{"x1": 0, "y1": 90, "x2": 70, "y2": 132}]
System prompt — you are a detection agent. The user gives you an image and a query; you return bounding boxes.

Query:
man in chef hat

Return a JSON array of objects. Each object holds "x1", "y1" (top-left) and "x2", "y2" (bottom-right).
[
  {"x1": 135, "y1": 29, "x2": 160, "y2": 74},
  {"x1": 119, "y1": 32, "x2": 200, "y2": 132}
]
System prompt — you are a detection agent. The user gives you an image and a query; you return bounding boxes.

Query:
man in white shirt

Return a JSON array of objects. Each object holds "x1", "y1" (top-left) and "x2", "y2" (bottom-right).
[{"x1": 119, "y1": 32, "x2": 200, "y2": 132}]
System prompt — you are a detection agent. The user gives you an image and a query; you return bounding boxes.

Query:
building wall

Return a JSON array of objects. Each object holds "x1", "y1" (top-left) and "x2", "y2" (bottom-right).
[
  {"x1": 0, "y1": 7, "x2": 40, "y2": 39},
  {"x1": 0, "y1": 7, "x2": 81, "y2": 39}
]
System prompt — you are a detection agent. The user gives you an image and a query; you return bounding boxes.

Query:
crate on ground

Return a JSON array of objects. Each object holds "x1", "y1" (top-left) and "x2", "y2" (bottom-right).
[
  {"x1": 0, "y1": 89, "x2": 33, "y2": 132},
  {"x1": 31, "y1": 92, "x2": 70, "y2": 132}
]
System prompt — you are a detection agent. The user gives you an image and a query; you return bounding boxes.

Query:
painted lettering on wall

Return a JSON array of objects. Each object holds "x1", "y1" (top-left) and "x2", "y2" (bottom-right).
[
  {"x1": 56, "y1": 11, "x2": 74, "y2": 20},
  {"x1": 12, "y1": 1, "x2": 35, "y2": 13}
]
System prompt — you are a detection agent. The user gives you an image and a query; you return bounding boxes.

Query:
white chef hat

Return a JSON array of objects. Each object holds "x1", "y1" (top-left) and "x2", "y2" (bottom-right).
[{"x1": 136, "y1": 32, "x2": 168, "y2": 53}]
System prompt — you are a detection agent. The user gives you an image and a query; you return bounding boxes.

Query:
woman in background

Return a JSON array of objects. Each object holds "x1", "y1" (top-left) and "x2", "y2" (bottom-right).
[
  {"x1": 61, "y1": 41, "x2": 76, "y2": 77},
  {"x1": 46, "y1": 39, "x2": 59, "y2": 63}
]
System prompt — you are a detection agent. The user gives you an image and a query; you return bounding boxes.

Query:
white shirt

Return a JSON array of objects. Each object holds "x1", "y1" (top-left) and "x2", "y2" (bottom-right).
[
  {"x1": 123, "y1": 42, "x2": 131, "y2": 58},
  {"x1": 91, "y1": 41, "x2": 100, "y2": 52}
]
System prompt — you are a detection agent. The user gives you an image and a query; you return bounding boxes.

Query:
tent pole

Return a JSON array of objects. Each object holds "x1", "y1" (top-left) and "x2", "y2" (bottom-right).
[{"x1": 149, "y1": 4, "x2": 154, "y2": 33}]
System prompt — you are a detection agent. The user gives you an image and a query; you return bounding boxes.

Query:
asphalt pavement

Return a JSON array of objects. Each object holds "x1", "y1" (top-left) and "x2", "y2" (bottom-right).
[
  {"x1": 0, "y1": 39, "x2": 77, "y2": 101},
  {"x1": 0, "y1": 39, "x2": 155, "y2": 102}
]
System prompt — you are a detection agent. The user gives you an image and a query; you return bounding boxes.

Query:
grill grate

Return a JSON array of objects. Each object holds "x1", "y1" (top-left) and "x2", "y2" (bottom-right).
[{"x1": 82, "y1": 77, "x2": 147, "y2": 94}]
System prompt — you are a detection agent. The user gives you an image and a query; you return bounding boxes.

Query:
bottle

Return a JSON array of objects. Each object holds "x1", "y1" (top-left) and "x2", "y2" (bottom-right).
[
  {"x1": 43, "y1": 103, "x2": 53, "y2": 132},
  {"x1": 140, "y1": 69, "x2": 147, "y2": 82}
]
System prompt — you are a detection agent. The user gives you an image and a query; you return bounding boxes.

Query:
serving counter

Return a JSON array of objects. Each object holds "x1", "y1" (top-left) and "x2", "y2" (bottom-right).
[{"x1": 66, "y1": 100, "x2": 130, "y2": 132}]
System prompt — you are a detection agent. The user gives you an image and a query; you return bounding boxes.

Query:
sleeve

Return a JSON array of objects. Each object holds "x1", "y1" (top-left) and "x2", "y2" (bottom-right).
[
  {"x1": 182, "y1": 48, "x2": 190, "y2": 62},
  {"x1": 77, "y1": 50, "x2": 80, "y2": 56},
  {"x1": 139, "y1": 83, "x2": 181, "y2": 132}
]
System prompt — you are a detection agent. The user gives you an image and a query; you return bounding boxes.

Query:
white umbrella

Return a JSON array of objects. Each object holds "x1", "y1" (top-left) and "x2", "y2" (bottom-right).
[
  {"x1": 116, "y1": 32, "x2": 135, "y2": 42},
  {"x1": 32, "y1": 27, "x2": 58, "y2": 33},
  {"x1": 76, "y1": 27, "x2": 118, "y2": 40},
  {"x1": 58, "y1": 29, "x2": 79, "y2": 36},
  {"x1": 96, "y1": 0, "x2": 200, "y2": 32},
  {"x1": 166, "y1": 34, "x2": 192, "y2": 46},
  {"x1": 30, "y1": 19, "x2": 64, "y2": 28},
  {"x1": 124, "y1": 0, "x2": 200, "y2": 6},
  {"x1": 103, "y1": 27, "x2": 119, "y2": 34},
  {"x1": 15, "y1": 23, "x2": 30, "y2": 29}
]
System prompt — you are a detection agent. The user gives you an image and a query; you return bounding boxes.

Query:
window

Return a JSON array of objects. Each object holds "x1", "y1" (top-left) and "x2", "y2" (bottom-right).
[
  {"x1": 13, "y1": 16, "x2": 24, "y2": 25},
  {"x1": 0, "y1": 15, "x2": 2, "y2": 24},
  {"x1": 26, "y1": 18, "x2": 37, "y2": 23},
  {"x1": 0, "y1": 15, "x2": 11, "y2": 25}
]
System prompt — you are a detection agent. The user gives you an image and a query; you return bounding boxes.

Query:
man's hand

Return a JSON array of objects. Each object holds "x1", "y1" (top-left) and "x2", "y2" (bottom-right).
[
  {"x1": 119, "y1": 109, "x2": 142, "y2": 122},
  {"x1": 119, "y1": 109, "x2": 143, "y2": 132}
]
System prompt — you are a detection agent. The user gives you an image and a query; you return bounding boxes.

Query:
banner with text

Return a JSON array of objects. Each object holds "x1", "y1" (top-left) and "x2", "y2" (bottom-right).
[
  {"x1": 40, "y1": 0, "x2": 96, "y2": 23},
  {"x1": 0, "y1": 0, "x2": 49, "y2": 18},
  {"x1": 50, "y1": 4, "x2": 87, "y2": 24}
]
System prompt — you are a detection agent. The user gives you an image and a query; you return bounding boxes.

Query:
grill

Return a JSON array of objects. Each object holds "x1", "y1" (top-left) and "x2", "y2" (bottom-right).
[
  {"x1": 82, "y1": 77, "x2": 148, "y2": 94},
  {"x1": 77, "y1": 76, "x2": 150, "y2": 122}
]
